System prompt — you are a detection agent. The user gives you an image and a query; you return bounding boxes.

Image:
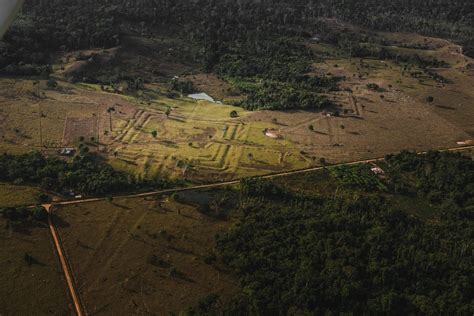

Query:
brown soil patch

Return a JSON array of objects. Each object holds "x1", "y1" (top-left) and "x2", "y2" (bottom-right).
[{"x1": 63, "y1": 117, "x2": 98, "y2": 145}]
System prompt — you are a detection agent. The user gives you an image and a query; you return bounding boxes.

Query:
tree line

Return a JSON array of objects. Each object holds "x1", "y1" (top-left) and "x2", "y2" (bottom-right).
[
  {"x1": 0, "y1": 151, "x2": 172, "y2": 196},
  {"x1": 3, "y1": 0, "x2": 472, "y2": 74}
]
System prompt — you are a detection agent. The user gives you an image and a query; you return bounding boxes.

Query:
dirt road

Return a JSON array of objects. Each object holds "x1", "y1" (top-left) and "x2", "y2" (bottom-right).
[
  {"x1": 44, "y1": 204, "x2": 85, "y2": 316},
  {"x1": 45, "y1": 144, "x2": 474, "y2": 315},
  {"x1": 55, "y1": 144, "x2": 474, "y2": 207}
]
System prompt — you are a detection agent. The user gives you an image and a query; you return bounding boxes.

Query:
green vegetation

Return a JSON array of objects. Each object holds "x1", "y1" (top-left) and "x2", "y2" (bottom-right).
[
  {"x1": 330, "y1": 164, "x2": 386, "y2": 191},
  {"x1": 386, "y1": 151, "x2": 474, "y2": 219},
  {"x1": 0, "y1": 1, "x2": 473, "y2": 314},
  {"x1": 0, "y1": 151, "x2": 172, "y2": 196},
  {"x1": 210, "y1": 38, "x2": 340, "y2": 110},
  {"x1": 0, "y1": 206, "x2": 47, "y2": 230},
  {"x1": 367, "y1": 83, "x2": 381, "y2": 91},
  {"x1": 4, "y1": 0, "x2": 465, "y2": 110},
  {"x1": 0, "y1": 183, "x2": 41, "y2": 207},
  {"x1": 169, "y1": 79, "x2": 196, "y2": 94},
  {"x1": 190, "y1": 151, "x2": 474, "y2": 315}
]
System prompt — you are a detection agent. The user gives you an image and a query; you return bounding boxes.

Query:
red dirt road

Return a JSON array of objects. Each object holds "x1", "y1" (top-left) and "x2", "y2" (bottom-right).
[
  {"x1": 43, "y1": 144, "x2": 474, "y2": 313},
  {"x1": 44, "y1": 204, "x2": 85, "y2": 316}
]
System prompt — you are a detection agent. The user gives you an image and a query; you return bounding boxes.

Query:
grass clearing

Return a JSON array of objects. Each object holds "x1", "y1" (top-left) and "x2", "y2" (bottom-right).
[
  {"x1": 0, "y1": 32, "x2": 472, "y2": 183},
  {"x1": 0, "y1": 219, "x2": 70, "y2": 315},
  {"x1": 0, "y1": 183, "x2": 40, "y2": 207},
  {"x1": 55, "y1": 192, "x2": 239, "y2": 314}
]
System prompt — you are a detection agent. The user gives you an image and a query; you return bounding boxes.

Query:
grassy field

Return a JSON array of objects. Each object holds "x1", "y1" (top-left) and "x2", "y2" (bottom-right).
[
  {"x1": 0, "y1": 219, "x2": 70, "y2": 315},
  {"x1": 0, "y1": 32, "x2": 472, "y2": 183},
  {"x1": 54, "y1": 191, "x2": 239, "y2": 315},
  {"x1": 0, "y1": 183, "x2": 40, "y2": 208}
]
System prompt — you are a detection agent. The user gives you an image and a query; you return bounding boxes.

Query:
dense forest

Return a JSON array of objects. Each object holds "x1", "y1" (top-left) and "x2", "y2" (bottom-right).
[
  {"x1": 0, "y1": 151, "x2": 171, "y2": 196},
  {"x1": 188, "y1": 151, "x2": 474, "y2": 315},
  {"x1": 1, "y1": 0, "x2": 472, "y2": 109},
  {"x1": 3, "y1": 0, "x2": 473, "y2": 64}
]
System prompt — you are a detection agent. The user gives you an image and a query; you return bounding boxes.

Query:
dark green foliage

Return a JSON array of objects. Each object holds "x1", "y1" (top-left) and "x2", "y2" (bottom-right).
[
  {"x1": 0, "y1": 4, "x2": 119, "y2": 75},
  {"x1": 0, "y1": 151, "x2": 130, "y2": 195},
  {"x1": 239, "y1": 177, "x2": 285, "y2": 198},
  {"x1": 169, "y1": 79, "x2": 195, "y2": 94},
  {"x1": 2, "y1": 0, "x2": 472, "y2": 78},
  {"x1": 0, "y1": 206, "x2": 47, "y2": 229},
  {"x1": 212, "y1": 38, "x2": 340, "y2": 111},
  {"x1": 366, "y1": 83, "x2": 381, "y2": 91},
  {"x1": 239, "y1": 80, "x2": 332, "y2": 111},
  {"x1": 126, "y1": 77, "x2": 144, "y2": 92},
  {"x1": 386, "y1": 151, "x2": 474, "y2": 219},
  {"x1": 330, "y1": 164, "x2": 386, "y2": 191},
  {"x1": 37, "y1": 193, "x2": 52, "y2": 204},
  {"x1": 465, "y1": 45, "x2": 474, "y2": 58},
  {"x1": 187, "y1": 294, "x2": 220, "y2": 315},
  {"x1": 213, "y1": 39, "x2": 313, "y2": 80},
  {"x1": 30, "y1": 206, "x2": 47, "y2": 221},
  {"x1": 46, "y1": 79, "x2": 58, "y2": 89},
  {"x1": 217, "y1": 192, "x2": 473, "y2": 315},
  {"x1": 0, "y1": 151, "x2": 172, "y2": 196},
  {"x1": 210, "y1": 152, "x2": 474, "y2": 315}
]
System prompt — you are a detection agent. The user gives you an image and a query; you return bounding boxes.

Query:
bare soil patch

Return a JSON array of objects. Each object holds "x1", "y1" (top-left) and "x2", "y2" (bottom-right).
[{"x1": 63, "y1": 116, "x2": 98, "y2": 145}]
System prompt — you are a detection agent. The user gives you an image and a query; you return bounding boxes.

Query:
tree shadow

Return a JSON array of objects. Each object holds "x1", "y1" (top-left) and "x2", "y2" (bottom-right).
[
  {"x1": 24, "y1": 253, "x2": 46, "y2": 266},
  {"x1": 76, "y1": 240, "x2": 94, "y2": 250},
  {"x1": 436, "y1": 105, "x2": 456, "y2": 110},
  {"x1": 170, "y1": 269, "x2": 195, "y2": 283},
  {"x1": 51, "y1": 214, "x2": 71, "y2": 229},
  {"x1": 160, "y1": 140, "x2": 179, "y2": 148},
  {"x1": 313, "y1": 130, "x2": 329, "y2": 136},
  {"x1": 110, "y1": 202, "x2": 131, "y2": 210}
]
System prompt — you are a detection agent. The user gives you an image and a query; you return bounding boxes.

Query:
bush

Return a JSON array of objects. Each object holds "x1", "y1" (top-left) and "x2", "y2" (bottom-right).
[
  {"x1": 46, "y1": 79, "x2": 58, "y2": 89},
  {"x1": 37, "y1": 193, "x2": 52, "y2": 204},
  {"x1": 169, "y1": 79, "x2": 195, "y2": 94}
]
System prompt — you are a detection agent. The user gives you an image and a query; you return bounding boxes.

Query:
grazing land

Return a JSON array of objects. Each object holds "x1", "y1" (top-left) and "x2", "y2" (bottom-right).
[
  {"x1": 0, "y1": 217, "x2": 70, "y2": 315},
  {"x1": 0, "y1": 183, "x2": 39, "y2": 207},
  {"x1": 0, "y1": 1, "x2": 473, "y2": 314},
  {"x1": 54, "y1": 191, "x2": 239, "y2": 315},
  {"x1": 0, "y1": 31, "x2": 472, "y2": 183}
]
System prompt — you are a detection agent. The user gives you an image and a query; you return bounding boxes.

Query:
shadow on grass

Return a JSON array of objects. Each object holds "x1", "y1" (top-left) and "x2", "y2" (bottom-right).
[{"x1": 51, "y1": 214, "x2": 71, "y2": 229}]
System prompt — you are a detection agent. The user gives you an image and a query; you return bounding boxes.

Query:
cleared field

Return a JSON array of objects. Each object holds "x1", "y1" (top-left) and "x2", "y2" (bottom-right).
[
  {"x1": 0, "y1": 32, "x2": 472, "y2": 182},
  {"x1": 0, "y1": 219, "x2": 70, "y2": 315},
  {"x1": 54, "y1": 193, "x2": 238, "y2": 315},
  {"x1": 0, "y1": 183, "x2": 40, "y2": 207}
]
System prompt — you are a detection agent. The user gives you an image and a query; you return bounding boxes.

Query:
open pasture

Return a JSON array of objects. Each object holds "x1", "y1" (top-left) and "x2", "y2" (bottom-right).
[
  {"x1": 0, "y1": 32, "x2": 472, "y2": 182},
  {"x1": 54, "y1": 193, "x2": 238, "y2": 315},
  {"x1": 0, "y1": 218, "x2": 70, "y2": 315},
  {"x1": 0, "y1": 183, "x2": 40, "y2": 207}
]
